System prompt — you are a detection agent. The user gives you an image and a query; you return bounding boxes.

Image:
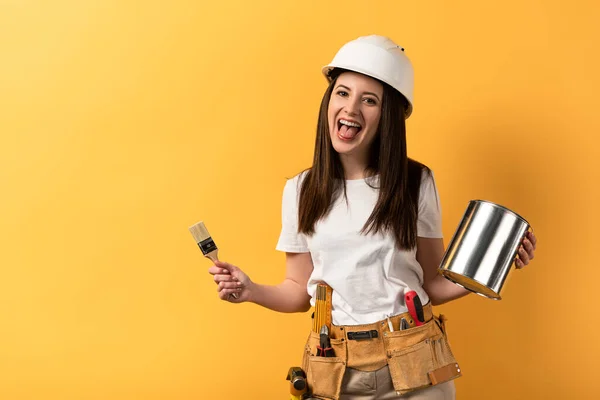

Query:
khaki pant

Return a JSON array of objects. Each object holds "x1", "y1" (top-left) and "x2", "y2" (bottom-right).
[{"x1": 307, "y1": 365, "x2": 456, "y2": 400}]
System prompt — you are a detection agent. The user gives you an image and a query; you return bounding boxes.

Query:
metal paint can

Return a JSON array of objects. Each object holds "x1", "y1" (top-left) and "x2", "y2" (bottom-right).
[{"x1": 439, "y1": 200, "x2": 531, "y2": 300}]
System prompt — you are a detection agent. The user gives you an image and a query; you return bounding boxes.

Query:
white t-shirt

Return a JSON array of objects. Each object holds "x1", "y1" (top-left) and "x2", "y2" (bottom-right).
[{"x1": 275, "y1": 169, "x2": 443, "y2": 326}]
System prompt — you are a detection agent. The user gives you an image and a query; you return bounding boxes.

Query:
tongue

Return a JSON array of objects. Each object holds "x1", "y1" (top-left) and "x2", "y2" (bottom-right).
[{"x1": 339, "y1": 125, "x2": 360, "y2": 140}]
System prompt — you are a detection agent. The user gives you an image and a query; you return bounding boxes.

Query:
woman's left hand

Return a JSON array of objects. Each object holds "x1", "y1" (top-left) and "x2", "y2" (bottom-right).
[{"x1": 516, "y1": 231, "x2": 537, "y2": 269}]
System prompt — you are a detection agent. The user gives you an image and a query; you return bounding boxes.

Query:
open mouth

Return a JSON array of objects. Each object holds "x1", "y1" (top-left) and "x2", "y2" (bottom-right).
[{"x1": 337, "y1": 119, "x2": 362, "y2": 141}]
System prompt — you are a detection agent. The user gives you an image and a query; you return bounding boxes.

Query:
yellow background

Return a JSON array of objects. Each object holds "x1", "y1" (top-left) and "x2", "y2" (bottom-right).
[{"x1": 1, "y1": 1, "x2": 598, "y2": 399}]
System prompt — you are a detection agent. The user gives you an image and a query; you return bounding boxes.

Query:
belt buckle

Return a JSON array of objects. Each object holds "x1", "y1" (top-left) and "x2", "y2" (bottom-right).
[{"x1": 347, "y1": 330, "x2": 379, "y2": 340}]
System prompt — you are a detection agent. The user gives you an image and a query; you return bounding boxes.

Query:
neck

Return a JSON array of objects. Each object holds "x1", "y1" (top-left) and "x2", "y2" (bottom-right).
[{"x1": 339, "y1": 153, "x2": 369, "y2": 180}]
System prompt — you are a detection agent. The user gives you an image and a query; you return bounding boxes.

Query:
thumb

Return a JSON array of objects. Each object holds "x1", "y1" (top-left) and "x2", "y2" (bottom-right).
[{"x1": 214, "y1": 260, "x2": 236, "y2": 273}]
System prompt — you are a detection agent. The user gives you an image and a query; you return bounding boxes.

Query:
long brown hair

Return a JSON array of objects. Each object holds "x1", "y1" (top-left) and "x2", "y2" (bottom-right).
[{"x1": 297, "y1": 69, "x2": 431, "y2": 250}]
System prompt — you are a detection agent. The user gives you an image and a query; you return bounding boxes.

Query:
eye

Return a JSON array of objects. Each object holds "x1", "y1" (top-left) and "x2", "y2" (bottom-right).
[
  {"x1": 364, "y1": 97, "x2": 377, "y2": 105},
  {"x1": 336, "y1": 90, "x2": 348, "y2": 97}
]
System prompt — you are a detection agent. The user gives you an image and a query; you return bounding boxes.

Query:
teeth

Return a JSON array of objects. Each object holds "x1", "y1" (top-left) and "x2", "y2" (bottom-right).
[{"x1": 340, "y1": 119, "x2": 361, "y2": 128}]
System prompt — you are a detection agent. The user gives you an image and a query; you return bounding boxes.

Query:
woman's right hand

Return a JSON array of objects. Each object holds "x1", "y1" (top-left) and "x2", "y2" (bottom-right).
[{"x1": 208, "y1": 260, "x2": 253, "y2": 303}]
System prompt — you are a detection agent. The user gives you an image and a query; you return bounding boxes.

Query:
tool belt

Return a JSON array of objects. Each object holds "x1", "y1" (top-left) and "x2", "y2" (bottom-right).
[{"x1": 301, "y1": 303, "x2": 462, "y2": 400}]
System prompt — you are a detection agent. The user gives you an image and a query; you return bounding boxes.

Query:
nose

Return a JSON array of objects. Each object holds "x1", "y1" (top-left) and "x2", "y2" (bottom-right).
[{"x1": 344, "y1": 96, "x2": 361, "y2": 116}]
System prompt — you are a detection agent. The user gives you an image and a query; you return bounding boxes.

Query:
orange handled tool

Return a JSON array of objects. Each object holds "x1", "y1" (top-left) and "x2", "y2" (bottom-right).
[{"x1": 405, "y1": 290, "x2": 425, "y2": 327}]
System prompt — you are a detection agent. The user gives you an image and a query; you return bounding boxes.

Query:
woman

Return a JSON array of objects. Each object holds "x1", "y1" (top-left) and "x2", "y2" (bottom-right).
[{"x1": 208, "y1": 35, "x2": 537, "y2": 399}]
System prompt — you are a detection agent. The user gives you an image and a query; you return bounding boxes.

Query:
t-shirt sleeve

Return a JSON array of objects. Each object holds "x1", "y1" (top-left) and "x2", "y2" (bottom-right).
[
  {"x1": 275, "y1": 176, "x2": 310, "y2": 253},
  {"x1": 417, "y1": 169, "x2": 443, "y2": 238}
]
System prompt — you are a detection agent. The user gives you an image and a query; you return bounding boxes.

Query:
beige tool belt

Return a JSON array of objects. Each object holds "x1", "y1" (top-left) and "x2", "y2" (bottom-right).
[{"x1": 301, "y1": 304, "x2": 462, "y2": 400}]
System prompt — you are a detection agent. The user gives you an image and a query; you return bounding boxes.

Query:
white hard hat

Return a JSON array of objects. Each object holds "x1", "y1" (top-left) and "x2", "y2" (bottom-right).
[{"x1": 322, "y1": 35, "x2": 415, "y2": 118}]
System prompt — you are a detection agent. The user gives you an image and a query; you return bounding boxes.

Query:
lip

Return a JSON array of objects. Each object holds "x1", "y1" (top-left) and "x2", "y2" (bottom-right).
[
  {"x1": 337, "y1": 117, "x2": 362, "y2": 127},
  {"x1": 335, "y1": 117, "x2": 363, "y2": 142}
]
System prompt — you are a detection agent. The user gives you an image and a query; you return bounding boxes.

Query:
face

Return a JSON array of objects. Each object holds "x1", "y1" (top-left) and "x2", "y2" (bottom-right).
[{"x1": 328, "y1": 71, "x2": 383, "y2": 160}]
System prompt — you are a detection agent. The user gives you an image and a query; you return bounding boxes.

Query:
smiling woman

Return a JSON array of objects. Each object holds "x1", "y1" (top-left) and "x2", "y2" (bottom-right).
[{"x1": 207, "y1": 34, "x2": 538, "y2": 400}]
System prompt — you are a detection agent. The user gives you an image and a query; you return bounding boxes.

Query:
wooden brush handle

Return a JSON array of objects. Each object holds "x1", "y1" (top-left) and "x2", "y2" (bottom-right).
[{"x1": 205, "y1": 251, "x2": 219, "y2": 263}]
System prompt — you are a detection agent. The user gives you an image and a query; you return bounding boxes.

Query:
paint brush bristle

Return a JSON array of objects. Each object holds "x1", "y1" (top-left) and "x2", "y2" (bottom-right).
[{"x1": 188, "y1": 221, "x2": 210, "y2": 242}]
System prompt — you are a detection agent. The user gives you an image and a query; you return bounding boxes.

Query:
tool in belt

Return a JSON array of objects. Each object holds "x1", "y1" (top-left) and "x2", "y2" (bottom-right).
[
  {"x1": 286, "y1": 367, "x2": 307, "y2": 400},
  {"x1": 312, "y1": 283, "x2": 332, "y2": 333},
  {"x1": 317, "y1": 325, "x2": 335, "y2": 357}
]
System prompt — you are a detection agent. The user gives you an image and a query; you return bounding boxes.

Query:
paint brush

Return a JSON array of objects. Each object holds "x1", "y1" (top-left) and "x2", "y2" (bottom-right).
[{"x1": 188, "y1": 221, "x2": 238, "y2": 299}]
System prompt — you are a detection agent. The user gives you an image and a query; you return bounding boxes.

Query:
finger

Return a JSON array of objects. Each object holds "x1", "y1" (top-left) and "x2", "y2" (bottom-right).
[
  {"x1": 515, "y1": 258, "x2": 525, "y2": 269},
  {"x1": 218, "y1": 281, "x2": 243, "y2": 291},
  {"x1": 208, "y1": 265, "x2": 221, "y2": 275},
  {"x1": 219, "y1": 287, "x2": 243, "y2": 301},
  {"x1": 214, "y1": 260, "x2": 236, "y2": 273},
  {"x1": 517, "y1": 246, "x2": 530, "y2": 265},
  {"x1": 208, "y1": 266, "x2": 233, "y2": 276},
  {"x1": 213, "y1": 274, "x2": 238, "y2": 283},
  {"x1": 527, "y1": 231, "x2": 537, "y2": 249},
  {"x1": 522, "y1": 239, "x2": 535, "y2": 259}
]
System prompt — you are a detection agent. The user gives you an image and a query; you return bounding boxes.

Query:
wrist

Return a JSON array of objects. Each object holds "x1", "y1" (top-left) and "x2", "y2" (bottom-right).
[{"x1": 245, "y1": 280, "x2": 259, "y2": 304}]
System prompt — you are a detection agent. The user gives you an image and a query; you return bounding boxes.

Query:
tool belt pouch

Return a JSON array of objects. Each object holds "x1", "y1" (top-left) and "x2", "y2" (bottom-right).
[
  {"x1": 384, "y1": 314, "x2": 462, "y2": 396},
  {"x1": 302, "y1": 331, "x2": 347, "y2": 400}
]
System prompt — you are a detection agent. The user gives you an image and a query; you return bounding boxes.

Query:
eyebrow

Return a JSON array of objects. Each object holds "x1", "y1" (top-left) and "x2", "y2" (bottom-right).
[{"x1": 335, "y1": 84, "x2": 381, "y2": 102}]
